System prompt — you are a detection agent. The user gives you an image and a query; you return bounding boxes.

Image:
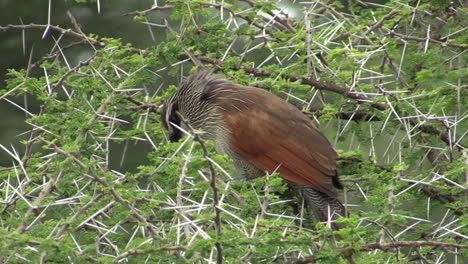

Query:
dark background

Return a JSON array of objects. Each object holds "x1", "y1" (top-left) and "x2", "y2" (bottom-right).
[{"x1": 0, "y1": 0, "x2": 162, "y2": 167}]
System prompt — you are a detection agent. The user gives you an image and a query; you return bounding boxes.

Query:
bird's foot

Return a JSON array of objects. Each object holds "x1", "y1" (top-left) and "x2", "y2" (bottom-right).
[{"x1": 224, "y1": 175, "x2": 247, "y2": 183}]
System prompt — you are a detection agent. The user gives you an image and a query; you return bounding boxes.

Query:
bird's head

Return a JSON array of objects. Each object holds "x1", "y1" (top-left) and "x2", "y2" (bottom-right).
[
  {"x1": 161, "y1": 69, "x2": 218, "y2": 142},
  {"x1": 160, "y1": 98, "x2": 182, "y2": 142}
]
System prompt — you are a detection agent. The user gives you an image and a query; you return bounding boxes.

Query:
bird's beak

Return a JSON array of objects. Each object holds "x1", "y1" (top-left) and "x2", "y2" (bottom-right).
[{"x1": 161, "y1": 102, "x2": 183, "y2": 142}]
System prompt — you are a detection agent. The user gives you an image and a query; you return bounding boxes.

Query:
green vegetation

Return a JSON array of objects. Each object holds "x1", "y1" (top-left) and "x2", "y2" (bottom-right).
[{"x1": 0, "y1": 0, "x2": 466, "y2": 263}]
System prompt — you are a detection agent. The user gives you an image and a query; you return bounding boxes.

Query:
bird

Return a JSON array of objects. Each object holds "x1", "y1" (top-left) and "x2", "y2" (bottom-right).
[{"x1": 161, "y1": 69, "x2": 347, "y2": 228}]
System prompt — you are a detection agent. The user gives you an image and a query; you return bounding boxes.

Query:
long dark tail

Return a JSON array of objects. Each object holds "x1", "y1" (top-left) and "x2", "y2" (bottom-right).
[{"x1": 299, "y1": 185, "x2": 347, "y2": 230}]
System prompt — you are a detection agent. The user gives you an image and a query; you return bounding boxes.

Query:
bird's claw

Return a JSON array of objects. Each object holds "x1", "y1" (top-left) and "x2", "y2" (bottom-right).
[{"x1": 224, "y1": 175, "x2": 247, "y2": 183}]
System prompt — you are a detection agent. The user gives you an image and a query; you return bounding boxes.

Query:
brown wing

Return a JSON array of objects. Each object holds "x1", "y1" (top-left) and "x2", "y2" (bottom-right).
[{"x1": 209, "y1": 83, "x2": 340, "y2": 198}]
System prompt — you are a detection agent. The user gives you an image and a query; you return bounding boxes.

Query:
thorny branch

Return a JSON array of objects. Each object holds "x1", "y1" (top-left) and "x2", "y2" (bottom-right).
[
  {"x1": 2, "y1": 20, "x2": 460, "y2": 153},
  {"x1": 386, "y1": 31, "x2": 467, "y2": 50},
  {"x1": 180, "y1": 54, "x2": 462, "y2": 153},
  {"x1": 0, "y1": 1, "x2": 466, "y2": 263},
  {"x1": 178, "y1": 54, "x2": 388, "y2": 110},
  {"x1": 51, "y1": 52, "x2": 100, "y2": 94},
  {"x1": 290, "y1": 241, "x2": 468, "y2": 264},
  {"x1": 37, "y1": 137, "x2": 161, "y2": 239},
  {"x1": 0, "y1": 24, "x2": 105, "y2": 45},
  {"x1": 176, "y1": 113, "x2": 224, "y2": 264},
  {"x1": 116, "y1": 246, "x2": 187, "y2": 260}
]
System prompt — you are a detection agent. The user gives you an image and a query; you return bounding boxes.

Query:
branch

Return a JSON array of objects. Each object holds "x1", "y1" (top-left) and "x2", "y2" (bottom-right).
[
  {"x1": 51, "y1": 52, "x2": 100, "y2": 94},
  {"x1": 38, "y1": 137, "x2": 162, "y2": 239},
  {"x1": 16, "y1": 171, "x2": 63, "y2": 234},
  {"x1": 0, "y1": 24, "x2": 145, "y2": 71},
  {"x1": 365, "y1": 10, "x2": 399, "y2": 34},
  {"x1": 179, "y1": 55, "x2": 387, "y2": 111},
  {"x1": 360, "y1": 240, "x2": 468, "y2": 251},
  {"x1": 29, "y1": 40, "x2": 94, "y2": 69},
  {"x1": 178, "y1": 54, "x2": 461, "y2": 152},
  {"x1": 125, "y1": 2, "x2": 291, "y2": 41},
  {"x1": 417, "y1": 123, "x2": 463, "y2": 151},
  {"x1": 54, "y1": 192, "x2": 105, "y2": 240},
  {"x1": 176, "y1": 113, "x2": 223, "y2": 264},
  {"x1": 419, "y1": 185, "x2": 463, "y2": 216},
  {"x1": 201, "y1": 3, "x2": 276, "y2": 37},
  {"x1": 117, "y1": 246, "x2": 187, "y2": 260},
  {"x1": 386, "y1": 31, "x2": 467, "y2": 49},
  {"x1": 304, "y1": 109, "x2": 380, "y2": 122},
  {"x1": 0, "y1": 24, "x2": 105, "y2": 47},
  {"x1": 331, "y1": 10, "x2": 398, "y2": 42},
  {"x1": 356, "y1": 1, "x2": 392, "y2": 9},
  {"x1": 238, "y1": 0, "x2": 296, "y2": 33},
  {"x1": 289, "y1": 240, "x2": 467, "y2": 264}
]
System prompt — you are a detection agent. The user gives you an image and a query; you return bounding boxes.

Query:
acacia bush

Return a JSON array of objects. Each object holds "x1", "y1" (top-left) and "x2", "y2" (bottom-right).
[{"x1": 0, "y1": 0, "x2": 466, "y2": 263}]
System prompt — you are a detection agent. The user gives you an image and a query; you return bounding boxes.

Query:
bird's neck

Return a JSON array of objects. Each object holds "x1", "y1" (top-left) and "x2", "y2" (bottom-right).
[{"x1": 181, "y1": 100, "x2": 222, "y2": 139}]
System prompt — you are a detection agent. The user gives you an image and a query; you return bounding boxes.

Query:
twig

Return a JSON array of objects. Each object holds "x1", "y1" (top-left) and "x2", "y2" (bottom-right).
[
  {"x1": 176, "y1": 113, "x2": 223, "y2": 264},
  {"x1": 51, "y1": 52, "x2": 99, "y2": 94},
  {"x1": 116, "y1": 246, "x2": 187, "y2": 260},
  {"x1": 178, "y1": 54, "x2": 387, "y2": 111},
  {"x1": 365, "y1": 10, "x2": 399, "y2": 34},
  {"x1": 360, "y1": 240, "x2": 468, "y2": 251},
  {"x1": 54, "y1": 192, "x2": 105, "y2": 240},
  {"x1": 238, "y1": 0, "x2": 296, "y2": 33},
  {"x1": 386, "y1": 31, "x2": 467, "y2": 49},
  {"x1": 289, "y1": 240, "x2": 467, "y2": 264},
  {"x1": 124, "y1": 5, "x2": 175, "y2": 16},
  {"x1": 37, "y1": 137, "x2": 161, "y2": 239},
  {"x1": 0, "y1": 24, "x2": 106, "y2": 47},
  {"x1": 303, "y1": 109, "x2": 380, "y2": 121},
  {"x1": 16, "y1": 171, "x2": 63, "y2": 234}
]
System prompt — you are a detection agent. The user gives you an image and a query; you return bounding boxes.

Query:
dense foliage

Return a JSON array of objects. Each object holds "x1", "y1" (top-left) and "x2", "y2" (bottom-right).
[{"x1": 0, "y1": 0, "x2": 466, "y2": 263}]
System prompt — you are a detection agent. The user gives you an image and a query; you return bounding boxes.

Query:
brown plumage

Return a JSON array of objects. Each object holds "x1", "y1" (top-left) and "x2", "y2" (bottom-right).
[{"x1": 162, "y1": 70, "x2": 346, "y2": 228}]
